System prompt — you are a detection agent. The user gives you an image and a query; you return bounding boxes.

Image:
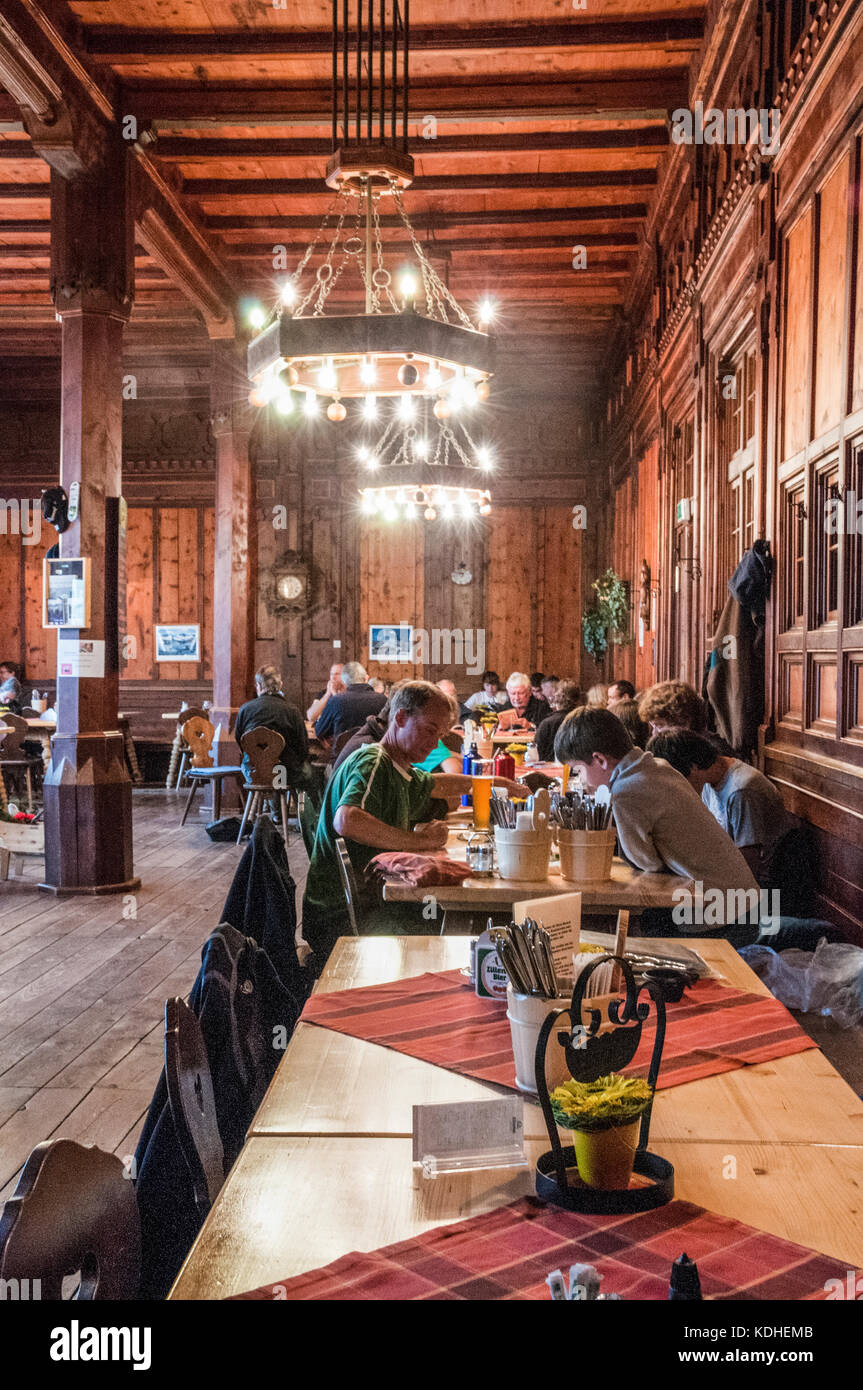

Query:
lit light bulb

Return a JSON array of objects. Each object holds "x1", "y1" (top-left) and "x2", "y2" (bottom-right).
[
  {"x1": 415, "y1": 437, "x2": 429, "y2": 459},
  {"x1": 275, "y1": 391, "x2": 294, "y2": 416},
  {"x1": 404, "y1": 502, "x2": 417, "y2": 519},
  {"x1": 363, "y1": 395, "x2": 378, "y2": 421},
  {"x1": 318, "y1": 360, "x2": 337, "y2": 392},
  {"x1": 366, "y1": 455, "x2": 380, "y2": 471},
  {"x1": 261, "y1": 375, "x2": 279, "y2": 405},
  {"x1": 303, "y1": 392, "x2": 319, "y2": 416},
  {"x1": 475, "y1": 378, "x2": 491, "y2": 402},
  {"x1": 360, "y1": 357, "x2": 377, "y2": 386},
  {"x1": 425, "y1": 363, "x2": 442, "y2": 391},
  {"x1": 281, "y1": 282, "x2": 297, "y2": 307},
  {"x1": 399, "y1": 395, "x2": 416, "y2": 421},
  {"x1": 400, "y1": 272, "x2": 418, "y2": 301},
  {"x1": 248, "y1": 305, "x2": 266, "y2": 330},
  {"x1": 477, "y1": 298, "x2": 496, "y2": 326},
  {"x1": 424, "y1": 506, "x2": 437, "y2": 521},
  {"x1": 442, "y1": 500, "x2": 455, "y2": 520},
  {"x1": 382, "y1": 500, "x2": 398, "y2": 521},
  {"x1": 357, "y1": 445, "x2": 369, "y2": 462},
  {"x1": 395, "y1": 490, "x2": 406, "y2": 506},
  {"x1": 479, "y1": 501, "x2": 491, "y2": 515},
  {"x1": 459, "y1": 497, "x2": 474, "y2": 518},
  {"x1": 360, "y1": 493, "x2": 378, "y2": 515},
  {"x1": 476, "y1": 447, "x2": 493, "y2": 469}
]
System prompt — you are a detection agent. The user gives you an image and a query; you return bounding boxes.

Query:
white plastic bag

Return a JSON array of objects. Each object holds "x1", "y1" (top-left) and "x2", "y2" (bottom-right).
[{"x1": 740, "y1": 938, "x2": 863, "y2": 1027}]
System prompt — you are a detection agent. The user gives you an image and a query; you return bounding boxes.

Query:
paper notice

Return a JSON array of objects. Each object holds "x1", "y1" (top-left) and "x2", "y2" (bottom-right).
[{"x1": 514, "y1": 892, "x2": 582, "y2": 980}]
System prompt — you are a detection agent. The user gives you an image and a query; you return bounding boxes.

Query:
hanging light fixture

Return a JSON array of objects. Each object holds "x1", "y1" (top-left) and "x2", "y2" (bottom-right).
[
  {"x1": 357, "y1": 397, "x2": 493, "y2": 522},
  {"x1": 246, "y1": 0, "x2": 495, "y2": 414}
]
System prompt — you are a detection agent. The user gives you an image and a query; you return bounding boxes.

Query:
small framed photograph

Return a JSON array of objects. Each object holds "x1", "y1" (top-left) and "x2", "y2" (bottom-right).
[
  {"x1": 43, "y1": 557, "x2": 91, "y2": 629},
  {"x1": 155, "y1": 624, "x2": 201, "y2": 663},
  {"x1": 369, "y1": 623, "x2": 413, "y2": 663}
]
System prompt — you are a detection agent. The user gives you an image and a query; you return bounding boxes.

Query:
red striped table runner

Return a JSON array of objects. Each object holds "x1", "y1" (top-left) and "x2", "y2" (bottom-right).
[
  {"x1": 233, "y1": 1195, "x2": 848, "y2": 1300},
  {"x1": 301, "y1": 969, "x2": 816, "y2": 1091}
]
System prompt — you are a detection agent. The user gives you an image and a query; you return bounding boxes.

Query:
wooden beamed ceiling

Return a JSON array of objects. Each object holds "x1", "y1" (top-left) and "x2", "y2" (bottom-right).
[{"x1": 0, "y1": 0, "x2": 707, "y2": 388}]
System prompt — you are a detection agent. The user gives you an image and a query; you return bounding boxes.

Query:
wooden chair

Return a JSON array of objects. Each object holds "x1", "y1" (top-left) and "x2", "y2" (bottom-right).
[
  {"x1": 0, "y1": 713, "x2": 42, "y2": 810},
  {"x1": 166, "y1": 703, "x2": 210, "y2": 790},
  {"x1": 164, "y1": 998, "x2": 224, "y2": 1216},
  {"x1": 178, "y1": 717, "x2": 243, "y2": 827},
  {"x1": 334, "y1": 837, "x2": 361, "y2": 936},
  {"x1": 237, "y1": 726, "x2": 293, "y2": 844},
  {"x1": 0, "y1": 1139, "x2": 140, "y2": 1300},
  {"x1": 331, "y1": 724, "x2": 362, "y2": 762}
]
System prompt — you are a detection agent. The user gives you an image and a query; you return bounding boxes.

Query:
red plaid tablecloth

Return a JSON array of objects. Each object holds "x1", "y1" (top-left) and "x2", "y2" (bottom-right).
[
  {"x1": 301, "y1": 969, "x2": 816, "y2": 1091},
  {"x1": 232, "y1": 1196, "x2": 849, "y2": 1300}
]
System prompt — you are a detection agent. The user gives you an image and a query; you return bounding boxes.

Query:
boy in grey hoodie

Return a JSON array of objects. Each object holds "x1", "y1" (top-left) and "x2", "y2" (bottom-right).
[{"x1": 554, "y1": 708, "x2": 760, "y2": 943}]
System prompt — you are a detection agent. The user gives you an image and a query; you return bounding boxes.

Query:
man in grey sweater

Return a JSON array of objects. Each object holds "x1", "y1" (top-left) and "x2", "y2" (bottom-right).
[{"x1": 555, "y1": 708, "x2": 760, "y2": 943}]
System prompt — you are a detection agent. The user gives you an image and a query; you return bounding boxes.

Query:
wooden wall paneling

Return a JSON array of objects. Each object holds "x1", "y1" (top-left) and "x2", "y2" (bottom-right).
[
  {"x1": 538, "y1": 505, "x2": 583, "y2": 682},
  {"x1": 486, "y1": 507, "x2": 536, "y2": 684},
  {"x1": 359, "y1": 517, "x2": 424, "y2": 684},
  {"x1": 123, "y1": 506, "x2": 155, "y2": 681},
  {"x1": 853, "y1": 134, "x2": 863, "y2": 413},
  {"x1": 22, "y1": 528, "x2": 54, "y2": 683},
  {"x1": 636, "y1": 442, "x2": 661, "y2": 691},
  {"x1": 0, "y1": 535, "x2": 22, "y2": 673},
  {"x1": 421, "y1": 522, "x2": 486, "y2": 694},
  {"x1": 200, "y1": 506, "x2": 214, "y2": 682},
  {"x1": 177, "y1": 506, "x2": 200, "y2": 680},
  {"x1": 814, "y1": 154, "x2": 851, "y2": 439},
  {"x1": 782, "y1": 208, "x2": 813, "y2": 459},
  {"x1": 157, "y1": 507, "x2": 180, "y2": 682}
]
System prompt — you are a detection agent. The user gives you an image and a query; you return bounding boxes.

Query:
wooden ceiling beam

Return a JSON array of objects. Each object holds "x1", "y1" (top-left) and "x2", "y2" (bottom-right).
[
  {"x1": 152, "y1": 128, "x2": 668, "y2": 160},
  {"x1": 221, "y1": 236, "x2": 636, "y2": 257},
  {"x1": 123, "y1": 78, "x2": 685, "y2": 122},
  {"x1": 181, "y1": 171, "x2": 656, "y2": 197},
  {"x1": 85, "y1": 19, "x2": 703, "y2": 63},
  {"x1": 204, "y1": 208, "x2": 645, "y2": 231}
]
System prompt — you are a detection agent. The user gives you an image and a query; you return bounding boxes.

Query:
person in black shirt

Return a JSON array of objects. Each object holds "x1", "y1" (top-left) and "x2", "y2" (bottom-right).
[
  {"x1": 234, "y1": 666, "x2": 311, "y2": 786},
  {"x1": 535, "y1": 680, "x2": 583, "y2": 761},
  {"x1": 504, "y1": 671, "x2": 551, "y2": 729},
  {"x1": 314, "y1": 661, "x2": 387, "y2": 751}
]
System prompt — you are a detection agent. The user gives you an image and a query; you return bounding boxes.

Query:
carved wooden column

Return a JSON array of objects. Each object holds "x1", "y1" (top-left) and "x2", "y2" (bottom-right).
[
  {"x1": 209, "y1": 338, "x2": 255, "y2": 804},
  {"x1": 41, "y1": 143, "x2": 139, "y2": 894}
]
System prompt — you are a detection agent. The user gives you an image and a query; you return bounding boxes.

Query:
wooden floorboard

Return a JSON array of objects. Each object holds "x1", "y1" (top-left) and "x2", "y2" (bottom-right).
[{"x1": 0, "y1": 791, "x2": 310, "y2": 1198}]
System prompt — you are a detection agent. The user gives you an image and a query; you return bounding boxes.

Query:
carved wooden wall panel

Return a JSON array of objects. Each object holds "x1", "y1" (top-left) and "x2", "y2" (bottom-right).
[
  {"x1": 813, "y1": 154, "x2": 850, "y2": 439},
  {"x1": 782, "y1": 209, "x2": 813, "y2": 460}
]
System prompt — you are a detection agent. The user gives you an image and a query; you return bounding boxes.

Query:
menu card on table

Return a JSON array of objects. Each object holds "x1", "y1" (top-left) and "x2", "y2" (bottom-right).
[{"x1": 514, "y1": 892, "x2": 582, "y2": 985}]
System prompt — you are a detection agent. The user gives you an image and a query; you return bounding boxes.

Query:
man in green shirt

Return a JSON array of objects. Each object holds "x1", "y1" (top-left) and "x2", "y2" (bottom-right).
[{"x1": 302, "y1": 680, "x2": 523, "y2": 970}]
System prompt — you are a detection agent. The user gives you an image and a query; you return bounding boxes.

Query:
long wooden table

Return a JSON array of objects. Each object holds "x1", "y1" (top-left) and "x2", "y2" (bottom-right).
[
  {"x1": 169, "y1": 936, "x2": 863, "y2": 1299},
  {"x1": 381, "y1": 829, "x2": 690, "y2": 918}
]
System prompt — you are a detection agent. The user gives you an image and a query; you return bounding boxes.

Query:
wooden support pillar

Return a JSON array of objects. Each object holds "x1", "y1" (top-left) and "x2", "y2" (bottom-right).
[
  {"x1": 41, "y1": 148, "x2": 140, "y2": 894},
  {"x1": 208, "y1": 338, "x2": 254, "y2": 808}
]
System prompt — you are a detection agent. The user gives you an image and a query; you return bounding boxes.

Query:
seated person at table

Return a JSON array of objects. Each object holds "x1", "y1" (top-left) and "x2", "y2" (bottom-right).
[
  {"x1": 306, "y1": 662, "x2": 344, "y2": 724},
  {"x1": 535, "y1": 679, "x2": 582, "y2": 762},
  {"x1": 645, "y1": 728, "x2": 817, "y2": 916},
  {"x1": 301, "y1": 680, "x2": 526, "y2": 970},
  {"x1": 332, "y1": 702, "x2": 389, "y2": 771},
  {"x1": 540, "y1": 674, "x2": 560, "y2": 707},
  {"x1": 504, "y1": 671, "x2": 551, "y2": 729},
  {"x1": 612, "y1": 697, "x2": 650, "y2": 750},
  {"x1": 607, "y1": 679, "x2": 635, "y2": 708},
  {"x1": 234, "y1": 666, "x2": 311, "y2": 788},
  {"x1": 0, "y1": 660, "x2": 22, "y2": 712},
  {"x1": 314, "y1": 661, "x2": 387, "y2": 749},
  {"x1": 554, "y1": 707, "x2": 760, "y2": 944},
  {"x1": 463, "y1": 669, "x2": 510, "y2": 712},
  {"x1": 585, "y1": 683, "x2": 608, "y2": 708}
]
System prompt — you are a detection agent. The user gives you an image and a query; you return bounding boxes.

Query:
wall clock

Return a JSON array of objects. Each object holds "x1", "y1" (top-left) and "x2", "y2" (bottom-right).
[{"x1": 266, "y1": 552, "x2": 312, "y2": 617}]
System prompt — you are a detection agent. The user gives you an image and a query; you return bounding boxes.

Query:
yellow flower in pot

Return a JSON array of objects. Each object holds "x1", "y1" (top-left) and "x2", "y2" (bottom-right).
[
  {"x1": 549, "y1": 1074, "x2": 653, "y2": 1191},
  {"x1": 505, "y1": 742, "x2": 527, "y2": 766}
]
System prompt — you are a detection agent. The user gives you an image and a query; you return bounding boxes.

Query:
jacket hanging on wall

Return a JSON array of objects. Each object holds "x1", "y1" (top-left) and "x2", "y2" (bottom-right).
[{"x1": 704, "y1": 540, "x2": 772, "y2": 761}]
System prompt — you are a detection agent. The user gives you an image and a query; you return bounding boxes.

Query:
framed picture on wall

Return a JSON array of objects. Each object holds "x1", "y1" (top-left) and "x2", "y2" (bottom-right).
[
  {"x1": 43, "y1": 557, "x2": 91, "y2": 629},
  {"x1": 369, "y1": 624, "x2": 413, "y2": 663},
  {"x1": 155, "y1": 624, "x2": 200, "y2": 662}
]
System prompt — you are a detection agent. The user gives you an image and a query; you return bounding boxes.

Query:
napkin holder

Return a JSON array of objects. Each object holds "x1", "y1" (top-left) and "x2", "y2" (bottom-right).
[{"x1": 533, "y1": 954, "x2": 674, "y2": 1214}]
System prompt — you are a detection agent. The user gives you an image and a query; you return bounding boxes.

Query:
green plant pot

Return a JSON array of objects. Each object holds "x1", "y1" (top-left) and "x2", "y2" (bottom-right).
[{"x1": 571, "y1": 1120, "x2": 640, "y2": 1190}]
